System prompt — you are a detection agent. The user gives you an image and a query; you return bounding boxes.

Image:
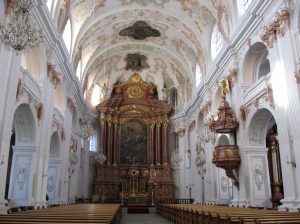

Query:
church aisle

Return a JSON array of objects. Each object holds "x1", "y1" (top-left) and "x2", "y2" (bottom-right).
[{"x1": 121, "y1": 212, "x2": 171, "y2": 224}]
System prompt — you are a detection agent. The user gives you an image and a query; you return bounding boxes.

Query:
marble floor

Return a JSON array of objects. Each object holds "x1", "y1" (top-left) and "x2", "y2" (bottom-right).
[
  {"x1": 120, "y1": 208, "x2": 171, "y2": 224},
  {"x1": 121, "y1": 213, "x2": 171, "y2": 224}
]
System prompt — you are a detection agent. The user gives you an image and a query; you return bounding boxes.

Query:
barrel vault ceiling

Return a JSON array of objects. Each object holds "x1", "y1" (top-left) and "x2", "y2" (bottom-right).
[{"x1": 55, "y1": 0, "x2": 235, "y2": 111}]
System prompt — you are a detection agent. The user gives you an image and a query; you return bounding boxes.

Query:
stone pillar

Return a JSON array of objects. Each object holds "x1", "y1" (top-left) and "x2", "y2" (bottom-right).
[
  {"x1": 150, "y1": 120, "x2": 156, "y2": 166},
  {"x1": 156, "y1": 119, "x2": 162, "y2": 165},
  {"x1": 162, "y1": 118, "x2": 169, "y2": 165},
  {"x1": 113, "y1": 119, "x2": 119, "y2": 166}
]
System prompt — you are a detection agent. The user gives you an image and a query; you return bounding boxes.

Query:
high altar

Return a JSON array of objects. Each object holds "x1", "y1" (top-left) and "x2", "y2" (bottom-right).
[{"x1": 94, "y1": 73, "x2": 174, "y2": 203}]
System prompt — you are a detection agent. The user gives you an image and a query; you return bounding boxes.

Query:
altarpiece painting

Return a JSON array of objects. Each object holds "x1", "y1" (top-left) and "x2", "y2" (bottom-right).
[{"x1": 120, "y1": 119, "x2": 148, "y2": 165}]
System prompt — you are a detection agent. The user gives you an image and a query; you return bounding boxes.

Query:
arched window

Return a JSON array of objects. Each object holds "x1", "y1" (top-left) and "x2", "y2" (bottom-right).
[
  {"x1": 237, "y1": 0, "x2": 253, "y2": 18},
  {"x1": 76, "y1": 59, "x2": 82, "y2": 81},
  {"x1": 89, "y1": 135, "x2": 96, "y2": 152},
  {"x1": 211, "y1": 23, "x2": 223, "y2": 60},
  {"x1": 92, "y1": 85, "x2": 100, "y2": 106},
  {"x1": 63, "y1": 18, "x2": 71, "y2": 54},
  {"x1": 257, "y1": 55, "x2": 270, "y2": 80},
  {"x1": 169, "y1": 88, "x2": 178, "y2": 116},
  {"x1": 46, "y1": 0, "x2": 53, "y2": 12},
  {"x1": 195, "y1": 63, "x2": 202, "y2": 87}
]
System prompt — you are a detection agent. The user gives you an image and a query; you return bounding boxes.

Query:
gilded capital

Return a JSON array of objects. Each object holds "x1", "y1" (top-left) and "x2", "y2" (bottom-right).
[
  {"x1": 150, "y1": 121, "x2": 156, "y2": 129},
  {"x1": 163, "y1": 119, "x2": 169, "y2": 127},
  {"x1": 100, "y1": 118, "x2": 106, "y2": 126}
]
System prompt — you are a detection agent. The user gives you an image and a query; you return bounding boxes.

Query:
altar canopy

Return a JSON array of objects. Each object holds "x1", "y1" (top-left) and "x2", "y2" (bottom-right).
[{"x1": 94, "y1": 73, "x2": 173, "y2": 201}]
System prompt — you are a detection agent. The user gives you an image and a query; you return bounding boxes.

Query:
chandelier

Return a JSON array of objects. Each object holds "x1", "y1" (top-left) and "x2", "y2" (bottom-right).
[
  {"x1": 77, "y1": 116, "x2": 95, "y2": 140},
  {"x1": 0, "y1": 0, "x2": 44, "y2": 55}
]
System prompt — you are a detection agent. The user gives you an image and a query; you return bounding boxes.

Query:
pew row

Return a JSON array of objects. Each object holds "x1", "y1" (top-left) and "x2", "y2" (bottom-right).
[
  {"x1": 0, "y1": 204, "x2": 122, "y2": 224},
  {"x1": 156, "y1": 204, "x2": 300, "y2": 224}
]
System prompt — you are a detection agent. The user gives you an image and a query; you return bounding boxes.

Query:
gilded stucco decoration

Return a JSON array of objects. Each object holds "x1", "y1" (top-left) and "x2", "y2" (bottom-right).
[
  {"x1": 210, "y1": 0, "x2": 230, "y2": 41},
  {"x1": 264, "y1": 84, "x2": 275, "y2": 109},
  {"x1": 126, "y1": 85, "x2": 144, "y2": 98},
  {"x1": 16, "y1": 78, "x2": 24, "y2": 103},
  {"x1": 119, "y1": 21, "x2": 161, "y2": 40},
  {"x1": 239, "y1": 105, "x2": 250, "y2": 129}
]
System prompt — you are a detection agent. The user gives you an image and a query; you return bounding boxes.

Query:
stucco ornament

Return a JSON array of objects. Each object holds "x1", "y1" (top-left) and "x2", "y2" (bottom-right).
[
  {"x1": 254, "y1": 165, "x2": 264, "y2": 190},
  {"x1": 220, "y1": 176, "x2": 228, "y2": 192},
  {"x1": 95, "y1": 148, "x2": 107, "y2": 164},
  {"x1": 16, "y1": 162, "x2": 28, "y2": 190},
  {"x1": 170, "y1": 150, "x2": 182, "y2": 168},
  {"x1": 119, "y1": 0, "x2": 170, "y2": 8},
  {"x1": 161, "y1": 84, "x2": 170, "y2": 102},
  {"x1": 47, "y1": 175, "x2": 55, "y2": 192},
  {"x1": 195, "y1": 140, "x2": 206, "y2": 175},
  {"x1": 69, "y1": 153, "x2": 78, "y2": 165},
  {"x1": 250, "y1": 119, "x2": 263, "y2": 144}
]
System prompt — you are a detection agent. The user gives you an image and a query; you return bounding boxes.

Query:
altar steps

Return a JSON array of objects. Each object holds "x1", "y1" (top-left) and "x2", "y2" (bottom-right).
[{"x1": 127, "y1": 206, "x2": 149, "y2": 214}]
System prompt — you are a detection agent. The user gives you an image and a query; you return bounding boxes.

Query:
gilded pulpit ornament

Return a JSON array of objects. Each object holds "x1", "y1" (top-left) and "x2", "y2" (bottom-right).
[
  {"x1": 119, "y1": 21, "x2": 161, "y2": 40},
  {"x1": 126, "y1": 85, "x2": 144, "y2": 98},
  {"x1": 210, "y1": 78, "x2": 241, "y2": 189}
]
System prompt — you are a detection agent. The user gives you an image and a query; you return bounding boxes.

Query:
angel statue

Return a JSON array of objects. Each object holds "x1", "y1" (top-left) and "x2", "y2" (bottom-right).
[
  {"x1": 101, "y1": 83, "x2": 108, "y2": 99},
  {"x1": 217, "y1": 79, "x2": 229, "y2": 97},
  {"x1": 161, "y1": 84, "x2": 170, "y2": 101}
]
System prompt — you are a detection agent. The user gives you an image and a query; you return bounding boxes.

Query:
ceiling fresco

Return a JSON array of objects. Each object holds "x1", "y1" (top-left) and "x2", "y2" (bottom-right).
[
  {"x1": 119, "y1": 21, "x2": 161, "y2": 40},
  {"x1": 55, "y1": 0, "x2": 234, "y2": 111}
]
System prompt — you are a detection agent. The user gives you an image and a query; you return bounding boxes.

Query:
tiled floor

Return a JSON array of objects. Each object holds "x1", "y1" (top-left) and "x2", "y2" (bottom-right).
[{"x1": 121, "y1": 213, "x2": 171, "y2": 224}]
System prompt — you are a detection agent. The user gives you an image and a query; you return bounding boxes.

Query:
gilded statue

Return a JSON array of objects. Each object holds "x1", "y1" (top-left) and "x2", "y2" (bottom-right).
[{"x1": 217, "y1": 79, "x2": 229, "y2": 97}]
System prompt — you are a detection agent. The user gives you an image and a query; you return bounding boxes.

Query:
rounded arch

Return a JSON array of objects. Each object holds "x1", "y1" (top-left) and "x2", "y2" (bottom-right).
[
  {"x1": 13, "y1": 103, "x2": 38, "y2": 146},
  {"x1": 49, "y1": 131, "x2": 61, "y2": 159},
  {"x1": 54, "y1": 84, "x2": 67, "y2": 113},
  {"x1": 239, "y1": 38, "x2": 268, "y2": 84},
  {"x1": 196, "y1": 111, "x2": 204, "y2": 130},
  {"x1": 245, "y1": 104, "x2": 276, "y2": 148},
  {"x1": 216, "y1": 134, "x2": 230, "y2": 146},
  {"x1": 23, "y1": 47, "x2": 47, "y2": 80}
]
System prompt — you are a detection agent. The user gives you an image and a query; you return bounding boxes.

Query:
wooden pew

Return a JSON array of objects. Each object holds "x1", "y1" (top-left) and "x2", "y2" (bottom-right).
[
  {"x1": 157, "y1": 203, "x2": 300, "y2": 224},
  {"x1": 0, "y1": 204, "x2": 122, "y2": 224}
]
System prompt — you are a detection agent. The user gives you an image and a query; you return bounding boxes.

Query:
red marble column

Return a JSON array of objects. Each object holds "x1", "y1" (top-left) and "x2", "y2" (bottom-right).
[
  {"x1": 107, "y1": 118, "x2": 112, "y2": 165},
  {"x1": 156, "y1": 120, "x2": 162, "y2": 165},
  {"x1": 150, "y1": 120, "x2": 156, "y2": 166},
  {"x1": 162, "y1": 119, "x2": 169, "y2": 165},
  {"x1": 100, "y1": 116, "x2": 106, "y2": 152},
  {"x1": 113, "y1": 120, "x2": 118, "y2": 165}
]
